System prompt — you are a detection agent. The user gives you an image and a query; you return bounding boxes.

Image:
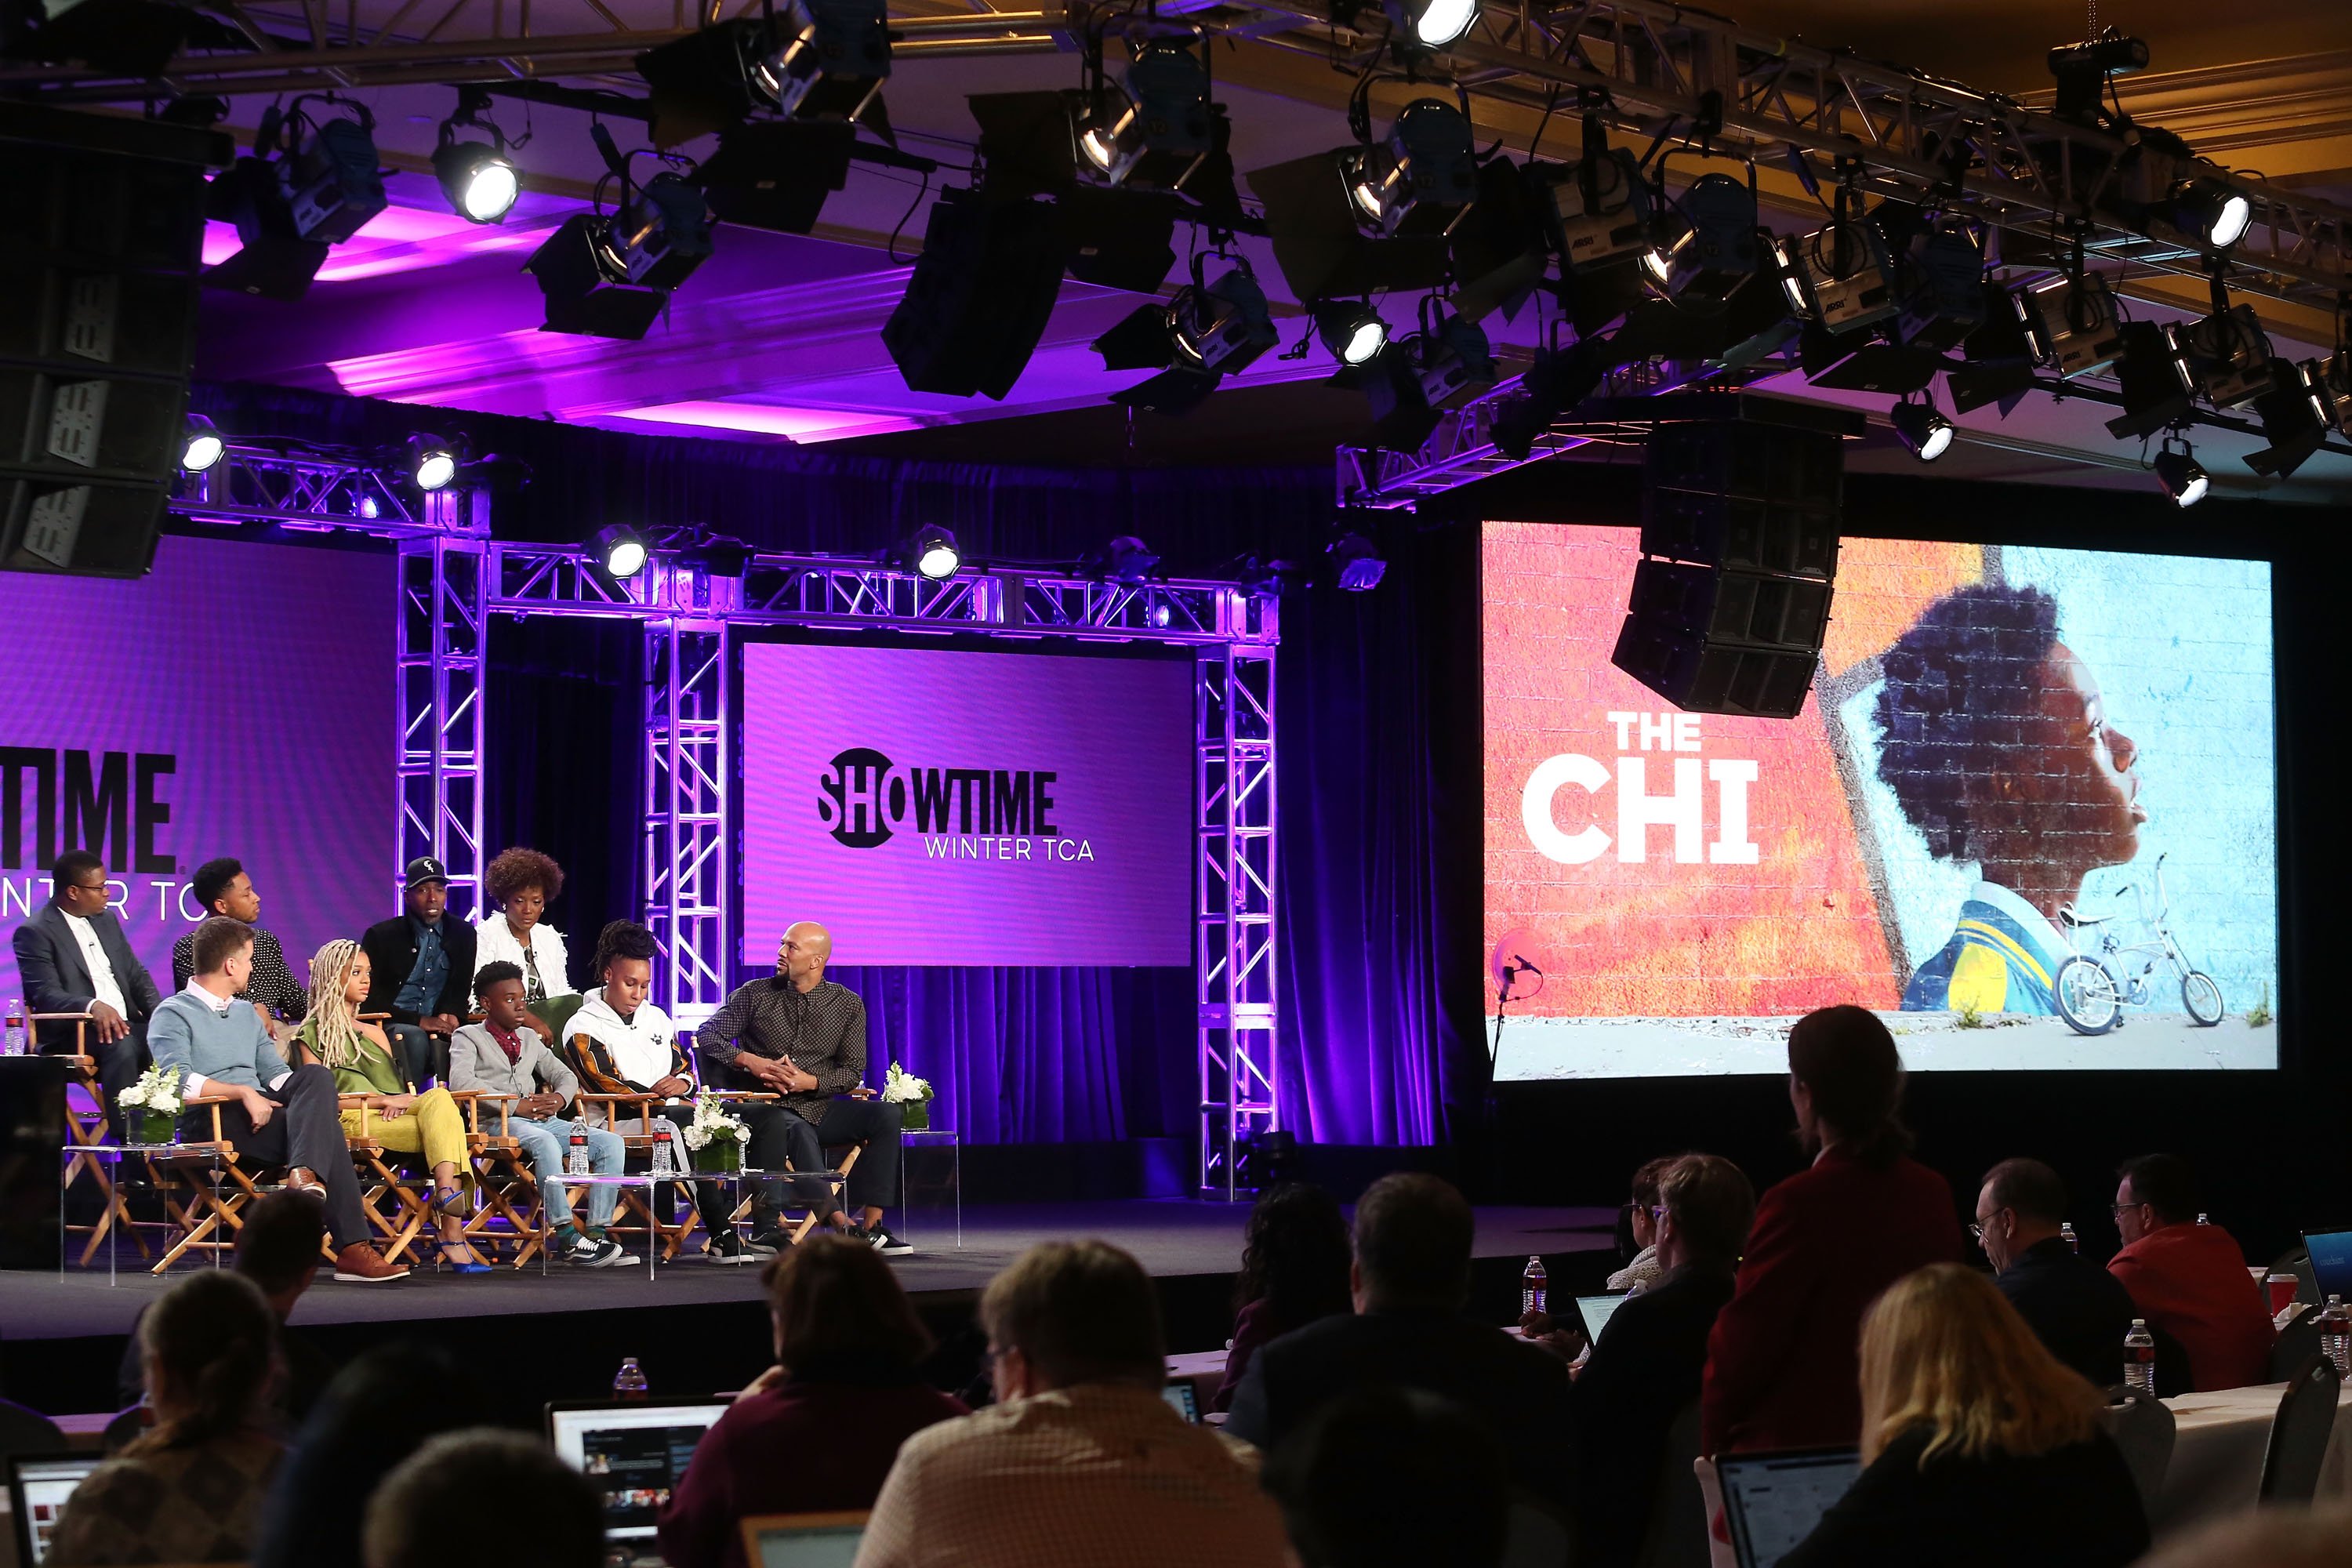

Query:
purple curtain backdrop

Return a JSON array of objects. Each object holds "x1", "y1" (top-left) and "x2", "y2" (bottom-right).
[{"x1": 193, "y1": 382, "x2": 1473, "y2": 1148}]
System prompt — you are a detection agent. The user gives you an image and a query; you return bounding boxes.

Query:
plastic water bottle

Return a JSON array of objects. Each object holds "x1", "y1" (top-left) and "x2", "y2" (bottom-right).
[
  {"x1": 565, "y1": 1124, "x2": 589, "y2": 1177},
  {"x1": 2197, "y1": 1212, "x2": 2211, "y2": 1225},
  {"x1": 2061, "y1": 1221, "x2": 2078, "y2": 1254},
  {"x1": 1522, "y1": 1254, "x2": 1548, "y2": 1317},
  {"x1": 2124, "y1": 1319, "x2": 2157, "y2": 1395},
  {"x1": 2320, "y1": 1296, "x2": 2352, "y2": 1377},
  {"x1": 3, "y1": 1000, "x2": 22, "y2": 1057},
  {"x1": 651, "y1": 1128, "x2": 676, "y2": 1176},
  {"x1": 613, "y1": 1356, "x2": 648, "y2": 1400}
]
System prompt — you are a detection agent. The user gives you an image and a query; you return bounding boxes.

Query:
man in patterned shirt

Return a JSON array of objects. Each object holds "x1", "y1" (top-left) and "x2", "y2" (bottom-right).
[
  {"x1": 170, "y1": 858, "x2": 306, "y2": 1045},
  {"x1": 854, "y1": 1241, "x2": 1289, "y2": 1568},
  {"x1": 695, "y1": 921, "x2": 910, "y2": 1254}
]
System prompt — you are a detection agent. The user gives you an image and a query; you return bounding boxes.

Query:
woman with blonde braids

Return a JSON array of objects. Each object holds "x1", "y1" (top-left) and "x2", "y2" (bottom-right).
[{"x1": 292, "y1": 940, "x2": 489, "y2": 1274}]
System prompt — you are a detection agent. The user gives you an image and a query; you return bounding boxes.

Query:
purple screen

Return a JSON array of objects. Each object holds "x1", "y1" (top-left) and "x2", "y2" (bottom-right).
[
  {"x1": 741, "y1": 641, "x2": 1192, "y2": 967},
  {"x1": 0, "y1": 534, "x2": 396, "y2": 1000}
]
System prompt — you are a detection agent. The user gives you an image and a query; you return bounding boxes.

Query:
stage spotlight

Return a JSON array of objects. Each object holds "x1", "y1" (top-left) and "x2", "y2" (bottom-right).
[
  {"x1": 1775, "y1": 219, "x2": 1896, "y2": 336},
  {"x1": 1359, "y1": 316, "x2": 1494, "y2": 452},
  {"x1": 2103, "y1": 320, "x2": 2196, "y2": 439},
  {"x1": 637, "y1": 0, "x2": 890, "y2": 145},
  {"x1": 526, "y1": 134, "x2": 714, "y2": 341},
  {"x1": 1493, "y1": 339, "x2": 1611, "y2": 459},
  {"x1": 179, "y1": 416, "x2": 225, "y2": 474},
  {"x1": 2169, "y1": 176, "x2": 2251, "y2": 251},
  {"x1": 1889, "y1": 398, "x2": 1954, "y2": 462},
  {"x1": 1892, "y1": 223, "x2": 1987, "y2": 352},
  {"x1": 1384, "y1": 0, "x2": 1478, "y2": 47},
  {"x1": 588, "y1": 524, "x2": 652, "y2": 579},
  {"x1": 2019, "y1": 269, "x2": 2125, "y2": 379},
  {"x1": 204, "y1": 96, "x2": 388, "y2": 299},
  {"x1": 408, "y1": 436, "x2": 459, "y2": 492},
  {"x1": 2048, "y1": 25, "x2": 2150, "y2": 122},
  {"x1": 1541, "y1": 123, "x2": 1652, "y2": 273},
  {"x1": 1316, "y1": 301, "x2": 1388, "y2": 365},
  {"x1": 1075, "y1": 39, "x2": 1213, "y2": 192},
  {"x1": 1092, "y1": 260, "x2": 1278, "y2": 415},
  {"x1": 433, "y1": 88, "x2": 519, "y2": 224},
  {"x1": 2152, "y1": 438, "x2": 2208, "y2": 506},
  {"x1": 2310, "y1": 350, "x2": 2352, "y2": 431},
  {"x1": 1344, "y1": 99, "x2": 1478, "y2": 239},
  {"x1": 1086, "y1": 535, "x2": 1160, "y2": 583},
  {"x1": 1640, "y1": 173, "x2": 1759, "y2": 310},
  {"x1": 1329, "y1": 530, "x2": 1387, "y2": 591},
  {"x1": 2179, "y1": 299, "x2": 2272, "y2": 408},
  {"x1": 894, "y1": 525, "x2": 960, "y2": 579},
  {"x1": 2245, "y1": 359, "x2": 2333, "y2": 479}
]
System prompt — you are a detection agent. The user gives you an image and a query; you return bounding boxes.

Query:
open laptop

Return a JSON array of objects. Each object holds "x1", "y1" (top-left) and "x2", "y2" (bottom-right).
[
  {"x1": 2303, "y1": 1230, "x2": 2352, "y2": 1303},
  {"x1": 9, "y1": 1454, "x2": 103, "y2": 1567},
  {"x1": 1574, "y1": 1293, "x2": 1630, "y2": 1342},
  {"x1": 1713, "y1": 1446, "x2": 1863, "y2": 1568},
  {"x1": 1162, "y1": 1377, "x2": 1201, "y2": 1424},
  {"x1": 741, "y1": 1511, "x2": 868, "y2": 1568},
  {"x1": 546, "y1": 1397, "x2": 731, "y2": 1559}
]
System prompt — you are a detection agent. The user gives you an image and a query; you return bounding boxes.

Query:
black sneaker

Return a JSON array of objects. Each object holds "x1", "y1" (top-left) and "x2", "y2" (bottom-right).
[
  {"x1": 864, "y1": 1225, "x2": 915, "y2": 1258},
  {"x1": 746, "y1": 1227, "x2": 793, "y2": 1254},
  {"x1": 577, "y1": 1236, "x2": 634, "y2": 1269},
  {"x1": 706, "y1": 1230, "x2": 756, "y2": 1265}
]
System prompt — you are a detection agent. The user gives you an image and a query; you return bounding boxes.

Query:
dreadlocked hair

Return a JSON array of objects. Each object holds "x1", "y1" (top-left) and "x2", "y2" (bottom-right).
[
  {"x1": 129, "y1": 1271, "x2": 276, "y2": 1454},
  {"x1": 590, "y1": 920, "x2": 659, "y2": 982},
  {"x1": 304, "y1": 938, "x2": 371, "y2": 1071}
]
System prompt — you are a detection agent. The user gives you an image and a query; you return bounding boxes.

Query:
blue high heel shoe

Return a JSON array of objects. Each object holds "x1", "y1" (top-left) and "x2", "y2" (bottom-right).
[{"x1": 430, "y1": 1189, "x2": 493, "y2": 1275}]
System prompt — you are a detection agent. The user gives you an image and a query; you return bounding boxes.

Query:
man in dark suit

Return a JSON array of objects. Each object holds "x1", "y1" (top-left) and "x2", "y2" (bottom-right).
[
  {"x1": 12, "y1": 851, "x2": 163, "y2": 1126},
  {"x1": 1225, "y1": 1174, "x2": 1577, "y2": 1517},
  {"x1": 359, "y1": 858, "x2": 476, "y2": 1089},
  {"x1": 1976, "y1": 1157, "x2": 2161, "y2": 1389}
]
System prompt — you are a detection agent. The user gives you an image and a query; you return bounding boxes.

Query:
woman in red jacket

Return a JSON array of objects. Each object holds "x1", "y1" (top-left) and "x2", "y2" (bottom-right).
[{"x1": 1700, "y1": 1006, "x2": 1966, "y2": 1454}]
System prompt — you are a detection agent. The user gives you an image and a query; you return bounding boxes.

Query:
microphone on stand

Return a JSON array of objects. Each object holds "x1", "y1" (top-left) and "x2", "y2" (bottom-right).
[{"x1": 1510, "y1": 954, "x2": 1544, "y2": 977}]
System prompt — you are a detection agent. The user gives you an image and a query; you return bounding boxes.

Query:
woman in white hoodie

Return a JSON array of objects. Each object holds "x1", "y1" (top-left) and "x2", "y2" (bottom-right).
[{"x1": 474, "y1": 846, "x2": 575, "y2": 1038}]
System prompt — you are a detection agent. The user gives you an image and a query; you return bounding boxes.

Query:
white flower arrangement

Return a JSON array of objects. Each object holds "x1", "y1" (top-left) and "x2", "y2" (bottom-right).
[
  {"x1": 678, "y1": 1095, "x2": 749, "y2": 1152},
  {"x1": 117, "y1": 1063, "x2": 184, "y2": 1116},
  {"x1": 881, "y1": 1062, "x2": 933, "y2": 1105}
]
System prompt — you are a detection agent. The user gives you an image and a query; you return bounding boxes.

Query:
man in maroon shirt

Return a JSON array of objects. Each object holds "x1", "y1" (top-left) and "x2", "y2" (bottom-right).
[
  {"x1": 2107, "y1": 1153, "x2": 2275, "y2": 1392},
  {"x1": 1700, "y1": 1007, "x2": 1966, "y2": 1454}
]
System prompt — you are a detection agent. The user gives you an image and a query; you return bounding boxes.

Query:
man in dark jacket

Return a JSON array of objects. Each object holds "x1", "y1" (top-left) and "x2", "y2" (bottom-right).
[
  {"x1": 359, "y1": 858, "x2": 476, "y2": 1088},
  {"x1": 1225, "y1": 1174, "x2": 1576, "y2": 1517},
  {"x1": 12, "y1": 851, "x2": 162, "y2": 1124},
  {"x1": 1976, "y1": 1157, "x2": 2173, "y2": 1390}
]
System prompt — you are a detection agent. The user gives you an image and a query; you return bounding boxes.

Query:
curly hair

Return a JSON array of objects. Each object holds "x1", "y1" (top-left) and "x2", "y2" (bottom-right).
[
  {"x1": 589, "y1": 919, "x2": 659, "y2": 980},
  {"x1": 1233, "y1": 1182, "x2": 1353, "y2": 1323},
  {"x1": 485, "y1": 845, "x2": 564, "y2": 905},
  {"x1": 1871, "y1": 583, "x2": 2062, "y2": 863}
]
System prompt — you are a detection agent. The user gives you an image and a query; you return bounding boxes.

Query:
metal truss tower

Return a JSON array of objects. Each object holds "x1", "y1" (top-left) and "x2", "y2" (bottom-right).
[{"x1": 393, "y1": 495, "x2": 488, "y2": 921}]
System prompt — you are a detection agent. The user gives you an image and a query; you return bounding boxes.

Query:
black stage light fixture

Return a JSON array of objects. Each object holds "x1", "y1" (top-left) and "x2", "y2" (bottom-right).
[
  {"x1": 2167, "y1": 174, "x2": 2252, "y2": 252},
  {"x1": 1892, "y1": 222, "x2": 1987, "y2": 352},
  {"x1": 1640, "y1": 172, "x2": 1760, "y2": 311},
  {"x1": 407, "y1": 434, "x2": 459, "y2": 492},
  {"x1": 1247, "y1": 148, "x2": 1452, "y2": 304},
  {"x1": 2179, "y1": 298, "x2": 2272, "y2": 409},
  {"x1": 1316, "y1": 301, "x2": 1389, "y2": 366},
  {"x1": 2309, "y1": 350, "x2": 2352, "y2": 432},
  {"x1": 433, "y1": 87, "x2": 520, "y2": 224},
  {"x1": 525, "y1": 143, "x2": 714, "y2": 341},
  {"x1": 891, "y1": 524, "x2": 961, "y2": 579},
  {"x1": 1383, "y1": 0, "x2": 1478, "y2": 47},
  {"x1": 1889, "y1": 397, "x2": 1955, "y2": 462},
  {"x1": 1542, "y1": 117, "x2": 1652, "y2": 273},
  {"x1": 692, "y1": 120, "x2": 853, "y2": 234},
  {"x1": 884, "y1": 188, "x2": 1066, "y2": 401},
  {"x1": 179, "y1": 416, "x2": 225, "y2": 474},
  {"x1": 1358, "y1": 314, "x2": 1495, "y2": 451},
  {"x1": 2245, "y1": 359, "x2": 2333, "y2": 479},
  {"x1": 1084, "y1": 535, "x2": 1160, "y2": 583},
  {"x1": 1053, "y1": 187, "x2": 1180, "y2": 292},
  {"x1": 1091, "y1": 260, "x2": 1279, "y2": 415},
  {"x1": 205, "y1": 96, "x2": 387, "y2": 299},
  {"x1": 1329, "y1": 529, "x2": 1388, "y2": 591},
  {"x1": 2103, "y1": 320, "x2": 2197, "y2": 439},
  {"x1": 2152, "y1": 437, "x2": 2209, "y2": 506},
  {"x1": 1493, "y1": 339, "x2": 1611, "y2": 459},
  {"x1": 1947, "y1": 280, "x2": 2045, "y2": 414},
  {"x1": 589, "y1": 523, "x2": 651, "y2": 579},
  {"x1": 1074, "y1": 39, "x2": 1214, "y2": 193},
  {"x1": 1342, "y1": 98, "x2": 1479, "y2": 239},
  {"x1": 965, "y1": 93, "x2": 1181, "y2": 292},
  {"x1": 1775, "y1": 219, "x2": 1896, "y2": 336},
  {"x1": 1447, "y1": 154, "x2": 1549, "y2": 324},
  {"x1": 2019, "y1": 268, "x2": 2125, "y2": 379},
  {"x1": 637, "y1": 0, "x2": 889, "y2": 147},
  {"x1": 2048, "y1": 25, "x2": 2149, "y2": 122}
]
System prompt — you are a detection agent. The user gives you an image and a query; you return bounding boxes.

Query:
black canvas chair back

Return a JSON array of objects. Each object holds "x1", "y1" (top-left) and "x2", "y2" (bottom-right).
[
  {"x1": 2102, "y1": 1384, "x2": 2176, "y2": 1515},
  {"x1": 1634, "y1": 1396, "x2": 1708, "y2": 1568},
  {"x1": 2259, "y1": 1353, "x2": 2342, "y2": 1504},
  {"x1": 2270, "y1": 1303, "x2": 2324, "y2": 1385}
]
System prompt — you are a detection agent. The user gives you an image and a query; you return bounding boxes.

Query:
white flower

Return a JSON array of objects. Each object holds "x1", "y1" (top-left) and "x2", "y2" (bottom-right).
[
  {"x1": 679, "y1": 1096, "x2": 747, "y2": 1151},
  {"x1": 881, "y1": 1062, "x2": 933, "y2": 1104},
  {"x1": 120, "y1": 1065, "x2": 183, "y2": 1116}
]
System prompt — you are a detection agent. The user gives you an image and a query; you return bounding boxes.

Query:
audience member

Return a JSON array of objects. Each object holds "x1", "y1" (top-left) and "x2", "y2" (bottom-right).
[
  {"x1": 471, "y1": 845, "x2": 576, "y2": 1033},
  {"x1": 1261, "y1": 1386, "x2": 1509, "y2": 1568},
  {"x1": 171, "y1": 856, "x2": 307, "y2": 1040},
  {"x1": 1225, "y1": 1174, "x2": 1576, "y2": 1516},
  {"x1": 694, "y1": 922, "x2": 910, "y2": 1255},
  {"x1": 1607, "y1": 1156, "x2": 1679, "y2": 1293},
  {"x1": 1777, "y1": 1263, "x2": 2148, "y2": 1568},
  {"x1": 1700, "y1": 1005, "x2": 1965, "y2": 1453},
  {"x1": 659, "y1": 1234, "x2": 967, "y2": 1568},
  {"x1": 2135, "y1": 1505, "x2": 2352, "y2": 1568},
  {"x1": 2107, "y1": 1153, "x2": 2274, "y2": 1391},
  {"x1": 1213, "y1": 1182, "x2": 1352, "y2": 1414},
  {"x1": 568, "y1": 920, "x2": 749, "y2": 1262},
  {"x1": 855, "y1": 1240, "x2": 1287, "y2": 1568},
  {"x1": 253, "y1": 1345, "x2": 484, "y2": 1568},
  {"x1": 115, "y1": 1192, "x2": 334, "y2": 1427},
  {"x1": 361, "y1": 856, "x2": 477, "y2": 1089},
  {"x1": 49, "y1": 1272, "x2": 285, "y2": 1566},
  {"x1": 13, "y1": 850, "x2": 162, "y2": 1127},
  {"x1": 1975, "y1": 1158, "x2": 2147, "y2": 1388},
  {"x1": 364, "y1": 1429, "x2": 602, "y2": 1568},
  {"x1": 448, "y1": 961, "x2": 633, "y2": 1267},
  {"x1": 151, "y1": 917, "x2": 405, "y2": 1283},
  {"x1": 297, "y1": 939, "x2": 487, "y2": 1272},
  {"x1": 1572, "y1": 1154, "x2": 1755, "y2": 1568}
]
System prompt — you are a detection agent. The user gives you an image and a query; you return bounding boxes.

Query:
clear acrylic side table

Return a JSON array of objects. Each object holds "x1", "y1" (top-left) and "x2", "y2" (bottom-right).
[
  {"x1": 60, "y1": 1144, "x2": 223, "y2": 1283},
  {"x1": 900, "y1": 1129, "x2": 961, "y2": 1250}
]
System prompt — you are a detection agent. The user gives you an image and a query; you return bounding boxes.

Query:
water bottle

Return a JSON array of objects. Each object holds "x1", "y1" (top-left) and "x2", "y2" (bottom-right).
[
  {"x1": 3, "y1": 1000, "x2": 22, "y2": 1057},
  {"x1": 613, "y1": 1356, "x2": 648, "y2": 1400},
  {"x1": 2061, "y1": 1221, "x2": 2078, "y2": 1254},
  {"x1": 651, "y1": 1128, "x2": 676, "y2": 1176},
  {"x1": 1521, "y1": 1254, "x2": 1548, "y2": 1317},
  {"x1": 2124, "y1": 1319, "x2": 2157, "y2": 1396},
  {"x1": 2197, "y1": 1212, "x2": 2211, "y2": 1225},
  {"x1": 565, "y1": 1123, "x2": 589, "y2": 1177},
  {"x1": 2320, "y1": 1295, "x2": 2352, "y2": 1377}
]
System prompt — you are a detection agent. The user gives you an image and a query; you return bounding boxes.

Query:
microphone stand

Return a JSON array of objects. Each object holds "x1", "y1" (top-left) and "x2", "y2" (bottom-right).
[{"x1": 1490, "y1": 965, "x2": 1516, "y2": 1075}]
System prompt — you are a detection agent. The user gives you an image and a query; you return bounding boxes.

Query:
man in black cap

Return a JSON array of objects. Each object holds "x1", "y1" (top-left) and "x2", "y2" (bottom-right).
[{"x1": 361, "y1": 858, "x2": 477, "y2": 1088}]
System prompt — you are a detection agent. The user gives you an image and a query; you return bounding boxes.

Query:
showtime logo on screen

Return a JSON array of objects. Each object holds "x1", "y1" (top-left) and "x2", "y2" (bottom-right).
[{"x1": 817, "y1": 747, "x2": 1094, "y2": 862}]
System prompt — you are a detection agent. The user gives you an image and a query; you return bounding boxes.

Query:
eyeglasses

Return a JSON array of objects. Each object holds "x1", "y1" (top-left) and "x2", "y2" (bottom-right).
[
  {"x1": 68, "y1": 879, "x2": 107, "y2": 894},
  {"x1": 1967, "y1": 1209, "x2": 2008, "y2": 1244},
  {"x1": 2111, "y1": 1201, "x2": 2149, "y2": 1219}
]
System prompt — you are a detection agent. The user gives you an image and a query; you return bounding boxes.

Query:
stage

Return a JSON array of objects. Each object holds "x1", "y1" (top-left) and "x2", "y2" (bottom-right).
[{"x1": 0, "y1": 1201, "x2": 1617, "y2": 1423}]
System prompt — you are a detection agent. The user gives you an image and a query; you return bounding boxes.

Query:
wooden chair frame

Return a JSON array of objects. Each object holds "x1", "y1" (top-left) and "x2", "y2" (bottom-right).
[
  {"x1": 149, "y1": 1091, "x2": 276, "y2": 1273},
  {"x1": 573, "y1": 1088, "x2": 790, "y2": 1260},
  {"x1": 456, "y1": 1091, "x2": 555, "y2": 1269},
  {"x1": 38, "y1": 1011, "x2": 163, "y2": 1269}
]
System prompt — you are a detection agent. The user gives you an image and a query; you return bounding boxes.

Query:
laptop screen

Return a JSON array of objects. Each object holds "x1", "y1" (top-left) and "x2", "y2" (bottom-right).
[
  {"x1": 546, "y1": 1400, "x2": 730, "y2": 1541},
  {"x1": 10, "y1": 1454, "x2": 103, "y2": 1567},
  {"x1": 2304, "y1": 1231, "x2": 2352, "y2": 1301},
  {"x1": 1575, "y1": 1294, "x2": 1629, "y2": 1341},
  {"x1": 1715, "y1": 1448, "x2": 1863, "y2": 1568},
  {"x1": 748, "y1": 1513, "x2": 867, "y2": 1568},
  {"x1": 1161, "y1": 1379, "x2": 1200, "y2": 1424}
]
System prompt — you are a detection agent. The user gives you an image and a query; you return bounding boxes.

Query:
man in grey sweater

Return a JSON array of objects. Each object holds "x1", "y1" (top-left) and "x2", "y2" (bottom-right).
[
  {"x1": 148, "y1": 916, "x2": 406, "y2": 1282},
  {"x1": 448, "y1": 962, "x2": 634, "y2": 1267}
]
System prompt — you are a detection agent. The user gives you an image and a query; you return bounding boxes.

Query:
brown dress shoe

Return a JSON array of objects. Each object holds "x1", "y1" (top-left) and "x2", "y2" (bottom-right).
[{"x1": 332, "y1": 1243, "x2": 410, "y2": 1283}]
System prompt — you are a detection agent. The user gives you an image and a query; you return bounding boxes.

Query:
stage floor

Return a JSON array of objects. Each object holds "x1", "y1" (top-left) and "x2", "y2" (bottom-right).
[{"x1": 3, "y1": 1200, "x2": 1618, "y2": 1341}]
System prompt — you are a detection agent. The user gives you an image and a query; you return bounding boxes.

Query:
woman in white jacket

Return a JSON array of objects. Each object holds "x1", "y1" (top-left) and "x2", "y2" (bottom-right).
[{"x1": 474, "y1": 845, "x2": 575, "y2": 1040}]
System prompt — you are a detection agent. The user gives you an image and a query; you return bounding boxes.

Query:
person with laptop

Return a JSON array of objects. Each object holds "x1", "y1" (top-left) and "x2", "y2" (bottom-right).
[
  {"x1": 2107, "y1": 1152, "x2": 2275, "y2": 1391},
  {"x1": 1975, "y1": 1157, "x2": 2177, "y2": 1391},
  {"x1": 1212, "y1": 1182, "x2": 1352, "y2": 1414},
  {"x1": 657, "y1": 1233, "x2": 966, "y2": 1568},
  {"x1": 856, "y1": 1240, "x2": 1289, "y2": 1568},
  {"x1": 46, "y1": 1271, "x2": 285, "y2": 1566},
  {"x1": 1224, "y1": 1174, "x2": 1577, "y2": 1517},
  {"x1": 1774, "y1": 1263, "x2": 2147, "y2": 1568}
]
